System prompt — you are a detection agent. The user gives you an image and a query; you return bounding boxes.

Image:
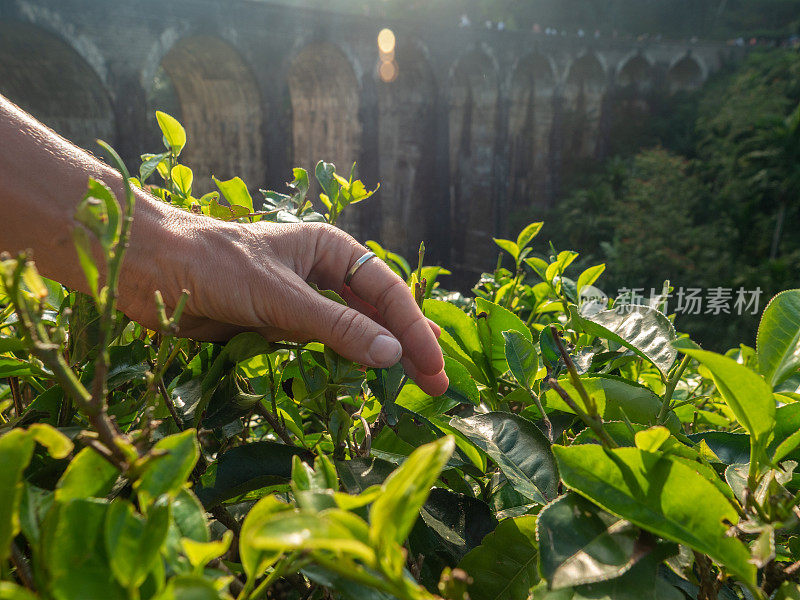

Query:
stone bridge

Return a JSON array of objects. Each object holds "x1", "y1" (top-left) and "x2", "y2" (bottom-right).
[{"x1": 0, "y1": 0, "x2": 735, "y2": 275}]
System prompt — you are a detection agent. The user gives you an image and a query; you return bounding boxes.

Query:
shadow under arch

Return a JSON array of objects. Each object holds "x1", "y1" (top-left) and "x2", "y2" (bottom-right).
[
  {"x1": 562, "y1": 52, "x2": 607, "y2": 161},
  {"x1": 448, "y1": 46, "x2": 500, "y2": 274},
  {"x1": 287, "y1": 42, "x2": 362, "y2": 238},
  {"x1": 508, "y1": 52, "x2": 557, "y2": 210},
  {"x1": 617, "y1": 53, "x2": 654, "y2": 89},
  {"x1": 376, "y1": 39, "x2": 439, "y2": 259},
  {"x1": 151, "y1": 35, "x2": 264, "y2": 191},
  {"x1": 0, "y1": 22, "x2": 115, "y2": 152},
  {"x1": 667, "y1": 54, "x2": 704, "y2": 92}
]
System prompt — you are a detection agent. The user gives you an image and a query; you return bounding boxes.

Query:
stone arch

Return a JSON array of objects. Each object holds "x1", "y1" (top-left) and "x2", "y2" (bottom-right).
[
  {"x1": 151, "y1": 35, "x2": 264, "y2": 191},
  {"x1": 667, "y1": 54, "x2": 704, "y2": 92},
  {"x1": 0, "y1": 22, "x2": 115, "y2": 151},
  {"x1": 617, "y1": 53, "x2": 654, "y2": 88},
  {"x1": 448, "y1": 46, "x2": 500, "y2": 272},
  {"x1": 562, "y1": 52, "x2": 606, "y2": 160},
  {"x1": 508, "y1": 52, "x2": 556, "y2": 210},
  {"x1": 288, "y1": 42, "x2": 362, "y2": 237},
  {"x1": 377, "y1": 39, "x2": 438, "y2": 258}
]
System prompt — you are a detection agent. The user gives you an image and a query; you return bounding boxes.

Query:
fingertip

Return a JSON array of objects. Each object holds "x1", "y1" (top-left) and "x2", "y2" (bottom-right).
[
  {"x1": 367, "y1": 334, "x2": 403, "y2": 367},
  {"x1": 417, "y1": 370, "x2": 450, "y2": 398}
]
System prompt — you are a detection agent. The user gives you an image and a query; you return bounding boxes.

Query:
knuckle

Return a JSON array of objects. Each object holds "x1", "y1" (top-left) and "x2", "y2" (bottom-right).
[
  {"x1": 375, "y1": 278, "x2": 410, "y2": 313},
  {"x1": 329, "y1": 307, "x2": 367, "y2": 343}
]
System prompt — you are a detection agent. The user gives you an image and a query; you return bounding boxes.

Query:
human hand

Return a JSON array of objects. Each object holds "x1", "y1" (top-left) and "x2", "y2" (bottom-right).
[{"x1": 119, "y1": 216, "x2": 449, "y2": 396}]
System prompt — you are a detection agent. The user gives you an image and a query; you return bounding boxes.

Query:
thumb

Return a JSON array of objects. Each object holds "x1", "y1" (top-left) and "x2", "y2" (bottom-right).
[{"x1": 301, "y1": 288, "x2": 402, "y2": 368}]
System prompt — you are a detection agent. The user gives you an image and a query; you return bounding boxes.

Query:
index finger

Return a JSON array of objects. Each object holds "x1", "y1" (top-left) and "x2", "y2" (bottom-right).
[{"x1": 347, "y1": 255, "x2": 444, "y2": 377}]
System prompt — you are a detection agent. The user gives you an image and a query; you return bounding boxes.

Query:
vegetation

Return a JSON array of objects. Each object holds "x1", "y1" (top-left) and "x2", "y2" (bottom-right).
[
  {"x1": 544, "y1": 49, "x2": 800, "y2": 350},
  {"x1": 2, "y1": 111, "x2": 800, "y2": 600}
]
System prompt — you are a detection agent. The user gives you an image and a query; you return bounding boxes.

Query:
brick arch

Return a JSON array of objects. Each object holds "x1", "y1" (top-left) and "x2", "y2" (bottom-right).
[
  {"x1": 508, "y1": 52, "x2": 557, "y2": 209},
  {"x1": 448, "y1": 46, "x2": 500, "y2": 273},
  {"x1": 151, "y1": 35, "x2": 264, "y2": 191},
  {"x1": 562, "y1": 52, "x2": 607, "y2": 160},
  {"x1": 377, "y1": 38, "x2": 438, "y2": 258},
  {"x1": 0, "y1": 22, "x2": 115, "y2": 152},
  {"x1": 287, "y1": 42, "x2": 362, "y2": 237},
  {"x1": 617, "y1": 53, "x2": 655, "y2": 88},
  {"x1": 667, "y1": 54, "x2": 705, "y2": 92}
]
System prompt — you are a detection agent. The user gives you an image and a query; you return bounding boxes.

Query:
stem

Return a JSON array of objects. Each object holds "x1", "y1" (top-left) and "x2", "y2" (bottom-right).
[
  {"x1": 253, "y1": 402, "x2": 295, "y2": 446},
  {"x1": 8, "y1": 377, "x2": 22, "y2": 418},
  {"x1": 548, "y1": 377, "x2": 618, "y2": 448},
  {"x1": 10, "y1": 542, "x2": 34, "y2": 590},
  {"x1": 527, "y1": 388, "x2": 553, "y2": 441},
  {"x1": 311, "y1": 555, "x2": 435, "y2": 600},
  {"x1": 243, "y1": 552, "x2": 306, "y2": 600},
  {"x1": 657, "y1": 354, "x2": 690, "y2": 424},
  {"x1": 550, "y1": 326, "x2": 598, "y2": 417}
]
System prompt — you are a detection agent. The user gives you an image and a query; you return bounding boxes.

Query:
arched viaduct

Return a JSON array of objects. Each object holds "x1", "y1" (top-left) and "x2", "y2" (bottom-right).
[{"x1": 0, "y1": 0, "x2": 735, "y2": 275}]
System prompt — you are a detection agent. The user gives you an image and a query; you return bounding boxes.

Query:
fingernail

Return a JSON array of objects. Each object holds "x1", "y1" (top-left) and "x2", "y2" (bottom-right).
[{"x1": 369, "y1": 335, "x2": 402, "y2": 366}]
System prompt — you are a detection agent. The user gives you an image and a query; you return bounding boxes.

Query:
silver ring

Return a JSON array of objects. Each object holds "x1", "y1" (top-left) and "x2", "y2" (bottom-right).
[{"x1": 345, "y1": 252, "x2": 377, "y2": 287}]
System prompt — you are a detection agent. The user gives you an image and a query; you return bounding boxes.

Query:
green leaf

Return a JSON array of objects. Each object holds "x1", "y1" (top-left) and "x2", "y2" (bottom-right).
[
  {"x1": 135, "y1": 429, "x2": 199, "y2": 507},
  {"x1": 56, "y1": 446, "x2": 119, "y2": 502},
  {"x1": 678, "y1": 348, "x2": 775, "y2": 463},
  {"x1": 370, "y1": 437, "x2": 455, "y2": 550},
  {"x1": 494, "y1": 238, "x2": 520, "y2": 263},
  {"x1": 575, "y1": 305, "x2": 678, "y2": 377},
  {"x1": 240, "y1": 495, "x2": 294, "y2": 578},
  {"x1": 538, "y1": 493, "x2": 647, "y2": 589},
  {"x1": 0, "y1": 430, "x2": 36, "y2": 562},
  {"x1": 577, "y1": 264, "x2": 606, "y2": 296},
  {"x1": 73, "y1": 227, "x2": 99, "y2": 299},
  {"x1": 194, "y1": 441, "x2": 309, "y2": 508},
  {"x1": 0, "y1": 582, "x2": 39, "y2": 600},
  {"x1": 503, "y1": 330, "x2": 539, "y2": 390},
  {"x1": 42, "y1": 498, "x2": 126, "y2": 599},
  {"x1": 457, "y1": 515, "x2": 539, "y2": 600},
  {"x1": 552, "y1": 445, "x2": 755, "y2": 586},
  {"x1": 139, "y1": 152, "x2": 169, "y2": 182},
  {"x1": 156, "y1": 111, "x2": 186, "y2": 154},
  {"x1": 442, "y1": 356, "x2": 480, "y2": 406},
  {"x1": 476, "y1": 298, "x2": 532, "y2": 378},
  {"x1": 516, "y1": 222, "x2": 544, "y2": 250},
  {"x1": 156, "y1": 575, "x2": 222, "y2": 600},
  {"x1": 450, "y1": 412, "x2": 558, "y2": 504},
  {"x1": 408, "y1": 488, "x2": 498, "y2": 587},
  {"x1": 424, "y1": 299, "x2": 488, "y2": 384},
  {"x1": 181, "y1": 530, "x2": 233, "y2": 571},
  {"x1": 315, "y1": 161, "x2": 339, "y2": 203},
  {"x1": 27, "y1": 423, "x2": 73, "y2": 458},
  {"x1": 104, "y1": 498, "x2": 170, "y2": 588},
  {"x1": 757, "y1": 290, "x2": 800, "y2": 389},
  {"x1": 252, "y1": 508, "x2": 374, "y2": 563},
  {"x1": 213, "y1": 175, "x2": 254, "y2": 213},
  {"x1": 634, "y1": 426, "x2": 671, "y2": 452},
  {"x1": 367, "y1": 362, "x2": 405, "y2": 426},
  {"x1": 171, "y1": 164, "x2": 193, "y2": 196},
  {"x1": 75, "y1": 179, "x2": 121, "y2": 250}
]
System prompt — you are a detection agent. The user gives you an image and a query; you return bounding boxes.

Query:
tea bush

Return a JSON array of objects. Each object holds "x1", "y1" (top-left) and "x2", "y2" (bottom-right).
[{"x1": 1, "y1": 113, "x2": 800, "y2": 600}]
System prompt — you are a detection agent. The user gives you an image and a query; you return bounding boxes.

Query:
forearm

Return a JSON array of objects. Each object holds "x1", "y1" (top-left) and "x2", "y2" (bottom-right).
[{"x1": 0, "y1": 95, "x2": 213, "y2": 314}]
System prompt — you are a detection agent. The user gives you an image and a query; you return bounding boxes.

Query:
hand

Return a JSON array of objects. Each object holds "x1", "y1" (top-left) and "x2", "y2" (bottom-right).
[{"x1": 119, "y1": 217, "x2": 449, "y2": 397}]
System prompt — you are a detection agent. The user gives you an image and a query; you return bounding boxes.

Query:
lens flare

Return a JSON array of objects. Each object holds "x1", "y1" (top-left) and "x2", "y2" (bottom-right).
[
  {"x1": 377, "y1": 28, "x2": 396, "y2": 55},
  {"x1": 378, "y1": 59, "x2": 398, "y2": 82}
]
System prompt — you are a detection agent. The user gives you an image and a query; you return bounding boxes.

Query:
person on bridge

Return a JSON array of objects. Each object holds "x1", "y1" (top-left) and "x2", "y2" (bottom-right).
[{"x1": 0, "y1": 94, "x2": 448, "y2": 397}]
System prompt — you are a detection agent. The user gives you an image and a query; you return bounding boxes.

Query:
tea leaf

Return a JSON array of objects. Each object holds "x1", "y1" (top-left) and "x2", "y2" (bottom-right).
[
  {"x1": 553, "y1": 445, "x2": 755, "y2": 586},
  {"x1": 450, "y1": 412, "x2": 557, "y2": 504},
  {"x1": 757, "y1": 289, "x2": 800, "y2": 389},
  {"x1": 156, "y1": 111, "x2": 186, "y2": 154}
]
